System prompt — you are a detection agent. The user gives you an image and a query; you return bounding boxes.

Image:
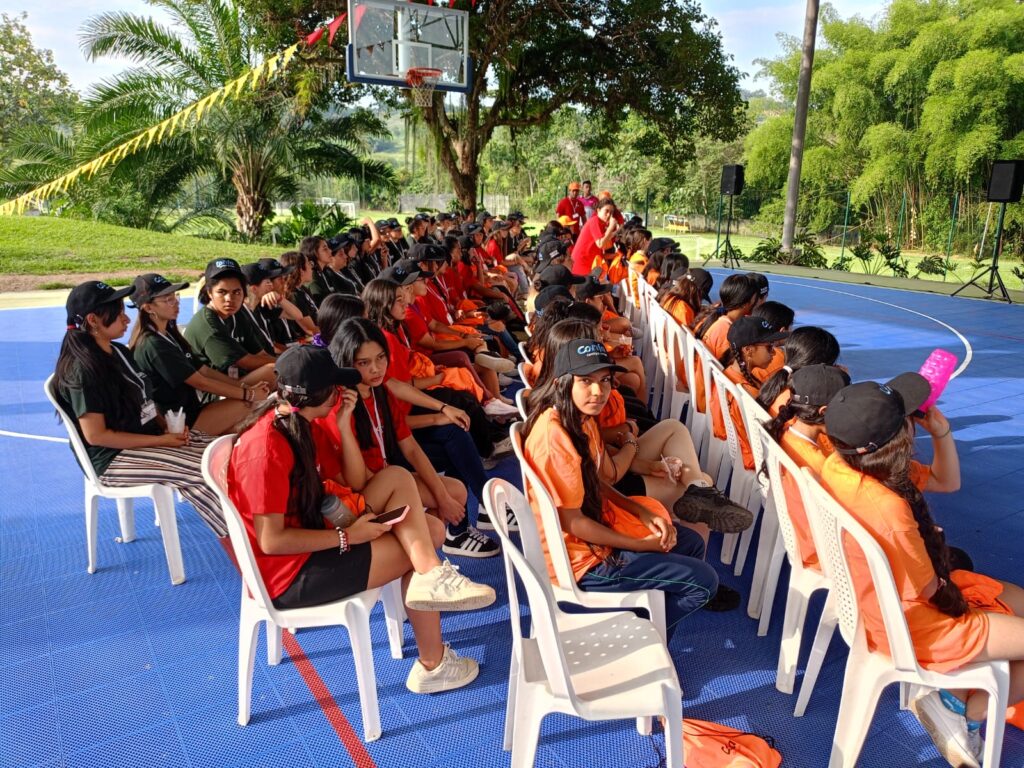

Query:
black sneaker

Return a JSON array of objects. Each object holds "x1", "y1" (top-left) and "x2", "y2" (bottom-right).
[
  {"x1": 704, "y1": 584, "x2": 741, "y2": 612},
  {"x1": 442, "y1": 526, "x2": 500, "y2": 558},
  {"x1": 673, "y1": 484, "x2": 754, "y2": 533},
  {"x1": 476, "y1": 504, "x2": 519, "y2": 533}
]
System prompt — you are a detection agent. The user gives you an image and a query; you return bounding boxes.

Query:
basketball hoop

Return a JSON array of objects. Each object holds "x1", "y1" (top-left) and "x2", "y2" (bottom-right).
[{"x1": 405, "y1": 67, "x2": 443, "y2": 107}]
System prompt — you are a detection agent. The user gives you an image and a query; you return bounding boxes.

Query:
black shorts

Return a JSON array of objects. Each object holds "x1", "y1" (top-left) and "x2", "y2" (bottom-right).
[
  {"x1": 272, "y1": 542, "x2": 373, "y2": 609},
  {"x1": 613, "y1": 470, "x2": 647, "y2": 498}
]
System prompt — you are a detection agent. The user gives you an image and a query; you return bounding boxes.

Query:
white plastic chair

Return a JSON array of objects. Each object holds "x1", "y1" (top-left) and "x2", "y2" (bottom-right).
[
  {"x1": 201, "y1": 435, "x2": 405, "y2": 740},
  {"x1": 514, "y1": 387, "x2": 531, "y2": 420},
  {"x1": 708, "y1": 367, "x2": 761, "y2": 575},
  {"x1": 44, "y1": 374, "x2": 186, "y2": 585},
  {"x1": 756, "y1": 431, "x2": 834, "y2": 715},
  {"x1": 508, "y1": 422, "x2": 667, "y2": 641},
  {"x1": 658, "y1": 314, "x2": 693, "y2": 428},
  {"x1": 484, "y1": 478, "x2": 684, "y2": 768},
  {"x1": 803, "y1": 470, "x2": 1011, "y2": 767},
  {"x1": 692, "y1": 341, "x2": 727, "y2": 486},
  {"x1": 517, "y1": 361, "x2": 531, "y2": 387},
  {"x1": 518, "y1": 341, "x2": 532, "y2": 365}
]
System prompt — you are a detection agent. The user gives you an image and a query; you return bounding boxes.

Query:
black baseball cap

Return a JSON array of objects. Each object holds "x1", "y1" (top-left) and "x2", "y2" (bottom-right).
[
  {"x1": 276, "y1": 346, "x2": 361, "y2": 395},
  {"x1": 241, "y1": 263, "x2": 271, "y2": 286},
  {"x1": 388, "y1": 217, "x2": 401, "y2": 228},
  {"x1": 576, "y1": 276, "x2": 611, "y2": 301},
  {"x1": 257, "y1": 257, "x2": 295, "y2": 279},
  {"x1": 476, "y1": 210, "x2": 493, "y2": 223},
  {"x1": 204, "y1": 258, "x2": 245, "y2": 284},
  {"x1": 789, "y1": 364, "x2": 851, "y2": 407},
  {"x1": 508, "y1": 211, "x2": 526, "y2": 221},
  {"x1": 327, "y1": 235, "x2": 353, "y2": 253},
  {"x1": 462, "y1": 222, "x2": 482, "y2": 235},
  {"x1": 553, "y1": 338, "x2": 627, "y2": 378},
  {"x1": 408, "y1": 242, "x2": 447, "y2": 263},
  {"x1": 436, "y1": 212, "x2": 452, "y2": 222},
  {"x1": 533, "y1": 284, "x2": 573, "y2": 313},
  {"x1": 66, "y1": 280, "x2": 133, "y2": 328},
  {"x1": 825, "y1": 373, "x2": 930, "y2": 455},
  {"x1": 686, "y1": 268, "x2": 713, "y2": 301},
  {"x1": 648, "y1": 237, "x2": 680, "y2": 255},
  {"x1": 375, "y1": 219, "x2": 391, "y2": 230},
  {"x1": 669, "y1": 265, "x2": 690, "y2": 282},
  {"x1": 727, "y1": 316, "x2": 790, "y2": 349},
  {"x1": 130, "y1": 273, "x2": 189, "y2": 307},
  {"x1": 537, "y1": 239, "x2": 568, "y2": 261},
  {"x1": 538, "y1": 264, "x2": 586, "y2": 288},
  {"x1": 378, "y1": 258, "x2": 423, "y2": 285}
]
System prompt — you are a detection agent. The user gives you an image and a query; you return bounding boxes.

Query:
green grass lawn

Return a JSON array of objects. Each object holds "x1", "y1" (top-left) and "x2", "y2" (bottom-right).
[{"x1": 0, "y1": 216, "x2": 280, "y2": 287}]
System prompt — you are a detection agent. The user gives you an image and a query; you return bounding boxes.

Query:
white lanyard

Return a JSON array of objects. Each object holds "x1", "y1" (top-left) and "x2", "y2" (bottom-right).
[
  {"x1": 157, "y1": 331, "x2": 183, "y2": 354},
  {"x1": 242, "y1": 305, "x2": 275, "y2": 349},
  {"x1": 787, "y1": 425, "x2": 820, "y2": 447},
  {"x1": 367, "y1": 393, "x2": 388, "y2": 466},
  {"x1": 427, "y1": 281, "x2": 454, "y2": 323},
  {"x1": 111, "y1": 346, "x2": 148, "y2": 400}
]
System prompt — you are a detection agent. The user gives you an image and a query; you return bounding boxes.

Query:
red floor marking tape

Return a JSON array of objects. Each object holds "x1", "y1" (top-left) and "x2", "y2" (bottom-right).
[{"x1": 283, "y1": 630, "x2": 379, "y2": 768}]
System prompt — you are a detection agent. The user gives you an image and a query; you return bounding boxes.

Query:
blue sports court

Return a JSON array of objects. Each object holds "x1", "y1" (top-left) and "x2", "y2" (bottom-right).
[{"x1": 1, "y1": 271, "x2": 1022, "y2": 768}]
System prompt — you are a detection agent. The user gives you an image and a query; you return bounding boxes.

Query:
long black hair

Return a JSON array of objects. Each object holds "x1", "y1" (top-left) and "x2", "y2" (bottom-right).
[
  {"x1": 316, "y1": 293, "x2": 365, "y2": 347},
  {"x1": 693, "y1": 273, "x2": 758, "y2": 341},
  {"x1": 361, "y1": 278, "x2": 402, "y2": 333},
  {"x1": 719, "y1": 341, "x2": 764, "y2": 391},
  {"x1": 657, "y1": 274, "x2": 703, "y2": 322},
  {"x1": 532, "y1": 318, "x2": 600, "y2": 392},
  {"x1": 526, "y1": 297, "x2": 573, "y2": 359},
  {"x1": 236, "y1": 387, "x2": 335, "y2": 529},
  {"x1": 328, "y1": 318, "x2": 403, "y2": 462},
  {"x1": 55, "y1": 300, "x2": 141, "y2": 430},
  {"x1": 757, "y1": 326, "x2": 840, "y2": 410},
  {"x1": 832, "y1": 422, "x2": 968, "y2": 618},
  {"x1": 524, "y1": 373, "x2": 605, "y2": 529}
]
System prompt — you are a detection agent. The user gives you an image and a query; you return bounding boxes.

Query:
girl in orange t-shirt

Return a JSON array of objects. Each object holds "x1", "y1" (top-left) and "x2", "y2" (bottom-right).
[
  {"x1": 656, "y1": 268, "x2": 713, "y2": 391},
  {"x1": 228, "y1": 346, "x2": 494, "y2": 693},
  {"x1": 522, "y1": 339, "x2": 721, "y2": 637},
  {"x1": 822, "y1": 375, "x2": 1024, "y2": 764},
  {"x1": 757, "y1": 326, "x2": 841, "y2": 413}
]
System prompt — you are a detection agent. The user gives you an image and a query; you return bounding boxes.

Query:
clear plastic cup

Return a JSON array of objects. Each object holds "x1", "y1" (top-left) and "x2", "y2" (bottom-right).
[{"x1": 165, "y1": 408, "x2": 187, "y2": 434}]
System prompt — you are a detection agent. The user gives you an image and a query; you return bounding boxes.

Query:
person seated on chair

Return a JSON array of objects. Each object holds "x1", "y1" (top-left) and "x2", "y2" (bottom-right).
[
  {"x1": 311, "y1": 293, "x2": 365, "y2": 349},
  {"x1": 821, "y1": 375, "x2": 1024, "y2": 768},
  {"x1": 55, "y1": 280, "x2": 228, "y2": 540},
  {"x1": 128, "y1": 273, "x2": 265, "y2": 436},
  {"x1": 240, "y1": 262, "x2": 308, "y2": 354},
  {"x1": 227, "y1": 346, "x2": 495, "y2": 693},
  {"x1": 257, "y1": 257, "x2": 316, "y2": 342},
  {"x1": 279, "y1": 251, "x2": 320, "y2": 334},
  {"x1": 183, "y1": 259, "x2": 276, "y2": 386},
  {"x1": 522, "y1": 339, "x2": 738, "y2": 631},
  {"x1": 757, "y1": 326, "x2": 841, "y2": 414},
  {"x1": 327, "y1": 318, "x2": 508, "y2": 560},
  {"x1": 692, "y1": 273, "x2": 760, "y2": 358},
  {"x1": 750, "y1": 300, "x2": 794, "y2": 381}
]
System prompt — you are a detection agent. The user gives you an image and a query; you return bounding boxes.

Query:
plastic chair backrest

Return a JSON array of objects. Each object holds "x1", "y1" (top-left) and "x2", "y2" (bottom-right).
[
  {"x1": 517, "y1": 362, "x2": 532, "y2": 387},
  {"x1": 487, "y1": 481, "x2": 576, "y2": 703},
  {"x1": 202, "y1": 435, "x2": 277, "y2": 615},
  {"x1": 737, "y1": 390, "x2": 770, "y2": 493},
  {"x1": 761, "y1": 429, "x2": 814, "y2": 576},
  {"x1": 518, "y1": 341, "x2": 532, "y2": 365},
  {"x1": 44, "y1": 373, "x2": 101, "y2": 486},
  {"x1": 515, "y1": 387, "x2": 531, "y2": 420},
  {"x1": 509, "y1": 422, "x2": 578, "y2": 593},
  {"x1": 802, "y1": 470, "x2": 921, "y2": 673},
  {"x1": 692, "y1": 338, "x2": 721, "y2": 414},
  {"x1": 709, "y1": 366, "x2": 743, "y2": 462}
]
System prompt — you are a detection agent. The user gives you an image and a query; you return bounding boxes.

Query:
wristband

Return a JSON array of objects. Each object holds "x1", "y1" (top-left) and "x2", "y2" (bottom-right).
[
  {"x1": 934, "y1": 425, "x2": 951, "y2": 439},
  {"x1": 336, "y1": 527, "x2": 349, "y2": 555},
  {"x1": 436, "y1": 403, "x2": 446, "y2": 414}
]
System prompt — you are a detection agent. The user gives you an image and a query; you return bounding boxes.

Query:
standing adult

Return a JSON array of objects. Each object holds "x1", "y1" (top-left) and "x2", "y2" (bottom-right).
[
  {"x1": 555, "y1": 182, "x2": 586, "y2": 238},
  {"x1": 571, "y1": 199, "x2": 621, "y2": 276},
  {"x1": 578, "y1": 180, "x2": 598, "y2": 222}
]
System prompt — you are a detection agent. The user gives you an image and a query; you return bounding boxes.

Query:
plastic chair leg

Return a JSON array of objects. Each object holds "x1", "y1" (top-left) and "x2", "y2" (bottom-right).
[
  {"x1": 267, "y1": 623, "x2": 282, "y2": 665},
  {"x1": 237, "y1": 603, "x2": 261, "y2": 726},
  {"x1": 345, "y1": 603, "x2": 382, "y2": 742},
  {"x1": 502, "y1": 655, "x2": 520, "y2": 751},
  {"x1": 85, "y1": 487, "x2": 99, "y2": 574},
  {"x1": 980, "y1": 663, "x2": 1011, "y2": 768},
  {"x1": 662, "y1": 685, "x2": 684, "y2": 768},
  {"x1": 743, "y1": 495, "x2": 777, "y2": 595},
  {"x1": 731, "y1": 486, "x2": 762, "y2": 577},
  {"x1": 775, "y1": 586, "x2": 810, "y2": 696},
  {"x1": 116, "y1": 497, "x2": 136, "y2": 543},
  {"x1": 794, "y1": 599, "x2": 837, "y2": 716},
  {"x1": 152, "y1": 486, "x2": 185, "y2": 585},
  {"x1": 756, "y1": 533, "x2": 786, "y2": 636},
  {"x1": 382, "y1": 580, "x2": 406, "y2": 660},
  {"x1": 827, "y1": 654, "x2": 885, "y2": 767},
  {"x1": 510, "y1": 687, "x2": 544, "y2": 768}
]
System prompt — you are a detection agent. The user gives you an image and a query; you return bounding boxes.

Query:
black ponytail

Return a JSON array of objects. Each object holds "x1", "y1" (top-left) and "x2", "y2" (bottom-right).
[
  {"x1": 757, "y1": 327, "x2": 840, "y2": 410},
  {"x1": 693, "y1": 273, "x2": 759, "y2": 340}
]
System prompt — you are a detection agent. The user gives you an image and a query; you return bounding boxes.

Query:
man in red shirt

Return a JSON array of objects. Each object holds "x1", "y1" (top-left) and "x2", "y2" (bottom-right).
[
  {"x1": 578, "y1": 180, "x2": 599, "y2": 221},
  {"x1": 571, "y1": 198, "x2": 621, "y2": 276},
  {"x1": 555, "y1": 182, "x2": 586, "y2": 237}
]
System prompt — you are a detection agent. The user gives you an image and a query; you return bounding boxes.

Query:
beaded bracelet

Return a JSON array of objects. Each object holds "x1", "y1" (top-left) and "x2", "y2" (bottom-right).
[{"x1": 336, "y1": 527, "x2": 349, "y2": 555}]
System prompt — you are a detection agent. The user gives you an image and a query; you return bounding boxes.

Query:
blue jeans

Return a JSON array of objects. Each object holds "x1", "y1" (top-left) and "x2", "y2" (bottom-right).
[
  {"x1": 413, "y1": 422, "x2": 488, "y2": 536},
  {"x1": 577, "y1": 523, "x2": 717, "y2": 638}
]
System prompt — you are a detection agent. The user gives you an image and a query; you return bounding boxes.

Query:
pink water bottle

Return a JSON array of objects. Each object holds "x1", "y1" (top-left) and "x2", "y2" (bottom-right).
[{"x1": 917, "y1": 349, "x2": 957, "y2": 413}]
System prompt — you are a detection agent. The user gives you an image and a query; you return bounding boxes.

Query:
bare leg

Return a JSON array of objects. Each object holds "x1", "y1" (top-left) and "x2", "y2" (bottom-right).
[
  {"x1": 193, "y1": 399, "x2": 251, "y2": 435},
  {"x1": 619, "y1": 355, "x2": 646, "y2": 399},
  {"x1": 636, "y1": 420, "x2": 712, "y2": 509},
  {"x1": 241, "y1": 364, "x2": 276, "y2": 387},
  {"x1": 361, "y1": 466, "x2": 441, "y2": 574},
  {"x1": 413, "y1": 474, "x2": 468, "y2": 516},
  {"x1": 474, "y1": 365, "x2": 503, "y2": 400}
]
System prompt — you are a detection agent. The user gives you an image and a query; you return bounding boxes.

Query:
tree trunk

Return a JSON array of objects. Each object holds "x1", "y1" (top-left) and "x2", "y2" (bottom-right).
[{"x1": 232, "y1": 160, "x2": 270, "y2": 241}]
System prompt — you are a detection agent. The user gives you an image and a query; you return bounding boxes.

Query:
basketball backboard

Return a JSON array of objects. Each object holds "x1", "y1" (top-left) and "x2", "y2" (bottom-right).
[{"x1": 346, "y1": 0, "x2": 471, "y2": 94}]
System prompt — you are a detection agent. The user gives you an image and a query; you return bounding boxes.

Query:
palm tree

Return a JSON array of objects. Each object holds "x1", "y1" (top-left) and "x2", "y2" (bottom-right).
[{"x1": 5, "y1": 0, "x2": 394, "y2": 239}]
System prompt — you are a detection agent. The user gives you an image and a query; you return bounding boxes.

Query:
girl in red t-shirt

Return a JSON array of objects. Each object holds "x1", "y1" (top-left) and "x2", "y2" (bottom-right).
[{"x1": 227, "y1": 346, "x2": 495, "y2": 693}]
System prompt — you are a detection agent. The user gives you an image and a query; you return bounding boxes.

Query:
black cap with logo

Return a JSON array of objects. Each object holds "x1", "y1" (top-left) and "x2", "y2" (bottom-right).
[
  {"x1": 576, "y1": 276, "x2": 611, "y2": 301},
  {"x1": 276, "y1": 346, "x2": 362, "y2": 395},
  {"x1": 130, "y1": 273, "x2": 189, "y2": 307},
  {"x1": 66, "y1": 280, "x2": 133, "y2": 328},
  {"x1": 553, "y1": 338, "x2": 627, "y2": 378},
  {"x1": 789, "y1": 364, "x2": 851, "y2": 407},
  {"x1": 241, "y1": 263, "x2": 271, "y2": 287},
  {"x1": 204, "y1": 258, "x2": 245, "y2": 284},
  {"x1": 257, "y1": 258, "x2": 295, "y2": 279},
  {"x1": 408, "y1": 242, "x2": 448, "y2": 263},
  {"x1": 727, "y1": 316, "x2": 790, "y2": 349},
  {"x1": 825, "y1": 373, "x2": 931, "y2": 455},
  {"x1": 533, "y1": 284, "x2": 573, "y2": 313},
  {"x1": 379, "y1": 258, "x2": 423, "y2": 286},
  {"x1": 538, "y1": 264, "x2": 586, "y2": 288}
]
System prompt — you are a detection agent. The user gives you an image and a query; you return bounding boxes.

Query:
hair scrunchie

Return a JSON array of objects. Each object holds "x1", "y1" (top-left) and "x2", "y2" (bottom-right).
[{"x1": 782, "y1": 365, "x2": 794, "y2": 375}]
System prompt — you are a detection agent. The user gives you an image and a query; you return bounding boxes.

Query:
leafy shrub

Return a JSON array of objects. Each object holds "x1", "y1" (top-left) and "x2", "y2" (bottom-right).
[
  {"x1": 748, "y1": 237, "x2": 781, "y2": 264},
  {"x1": 269, "y1": 201, "x2": 354, "y2": 246},
  {"x1": 748, "y1": 232, "x2": 826, "y2": 268},
  {"x1": 914, "y1": 255, "x2": 949, "y2": 278},
  {"x1": 831, "y1": 253, "x2": 853, "y2": 271}
]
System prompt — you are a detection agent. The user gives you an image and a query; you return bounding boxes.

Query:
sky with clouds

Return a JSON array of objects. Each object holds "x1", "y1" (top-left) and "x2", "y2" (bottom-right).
[{"x1": 3, "y1": 0, "x2": 888, "y2": 95}]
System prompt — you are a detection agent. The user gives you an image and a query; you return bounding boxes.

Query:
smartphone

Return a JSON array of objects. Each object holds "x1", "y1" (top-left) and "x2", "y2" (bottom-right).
[{"x1": 374, "y1": 506, "x2": 410, "y2": 525}]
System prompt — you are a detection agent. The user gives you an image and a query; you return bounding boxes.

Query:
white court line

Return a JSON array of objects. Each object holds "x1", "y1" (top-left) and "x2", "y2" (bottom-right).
[
  {"x1": 772, "y1": 278, "x2": 974, "y2": 378},
  {"x1": 0, "y1": 429, "x2": 69, "y2": 444}
]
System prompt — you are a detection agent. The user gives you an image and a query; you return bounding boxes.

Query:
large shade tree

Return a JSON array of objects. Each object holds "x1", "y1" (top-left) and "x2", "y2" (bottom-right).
[
  {"x1": 242, "y1": 0, "x2": 746, "y2": 209},
  {"x1": 3, "y1": 0, "x2": 395, "y2": 238}
]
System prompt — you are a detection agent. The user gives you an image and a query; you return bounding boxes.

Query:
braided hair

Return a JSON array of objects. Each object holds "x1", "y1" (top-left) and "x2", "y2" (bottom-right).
[
  {"x1": 720, "y1": 341, "x2": 764, "y2": 392},
  {"x1": 757, "y1": 327, "x2": 840, "y2": 410}
]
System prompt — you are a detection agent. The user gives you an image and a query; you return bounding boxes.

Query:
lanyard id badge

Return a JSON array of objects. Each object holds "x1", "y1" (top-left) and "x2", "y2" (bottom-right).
[
  {"x1": 368, "y1": 395, "x2": 388, "y2": 467},
  {"x1": 140, "y1": 399, "x2": 158, "y2": 424}
]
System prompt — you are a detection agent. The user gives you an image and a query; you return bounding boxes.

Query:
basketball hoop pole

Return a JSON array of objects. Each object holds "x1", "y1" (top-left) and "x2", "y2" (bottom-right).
[{"x1": 952, "y1": 202, "x2": 1013, "y2": 303}]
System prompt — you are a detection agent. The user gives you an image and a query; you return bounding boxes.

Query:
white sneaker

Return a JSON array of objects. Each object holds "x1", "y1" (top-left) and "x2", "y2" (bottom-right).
[
  {"x1": 404, "y1": 560, "x2": 496, "y2": 612},
  {"x1": 483, "y1": 398, "x2": 520, "y2": 418},
  {"x1": 475, "y1": 352, "x2": 516, "y2": 374},
  {"x1": 497, "y1": 373, "x2": 518, "y2": 387},
  {"x1": 490, "y1": 436, "x2": 513, "y2": 457},
  {"x1": 405, "y1": 644, "x2": 479, "y2": 694},
  {"x1": 910, "y1": 690, "x2": 982, "y2": 768}
]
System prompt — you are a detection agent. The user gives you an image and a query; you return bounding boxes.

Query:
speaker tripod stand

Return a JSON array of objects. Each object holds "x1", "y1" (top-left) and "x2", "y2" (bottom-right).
[
  {"x1": 953, "y1": 201, "x2": 1013, "y2": 304},
  {"x1": 704, "y1": 194, "x2": 743, "y2": 269}
]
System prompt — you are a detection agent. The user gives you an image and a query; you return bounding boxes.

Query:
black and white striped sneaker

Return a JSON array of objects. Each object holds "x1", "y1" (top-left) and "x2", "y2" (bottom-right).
[
  {"x1": 442, "y1": 526, "x2": 500, "y2": 558},
  {"x1": 476, "y1": 504, "x2": 519, "y2": 533}
]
